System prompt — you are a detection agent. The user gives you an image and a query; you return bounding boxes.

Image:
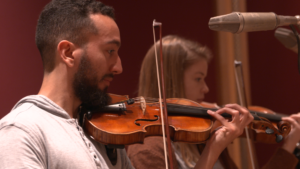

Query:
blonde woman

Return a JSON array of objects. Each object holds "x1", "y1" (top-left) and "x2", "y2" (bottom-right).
[{"x1": 127, "y1": 35, "x2": 299, "y2": 169}]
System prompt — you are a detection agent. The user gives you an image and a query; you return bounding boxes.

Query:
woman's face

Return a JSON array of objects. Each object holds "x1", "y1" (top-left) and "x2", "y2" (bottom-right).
[{"x1": 184, "y1": 58, "x2": 209, "y2": 103}]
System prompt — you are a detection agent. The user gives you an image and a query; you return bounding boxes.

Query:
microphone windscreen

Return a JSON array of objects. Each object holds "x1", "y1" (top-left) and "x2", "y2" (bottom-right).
[{"x1": 209, "y1": 12, "x2": 240, "y2": 33}]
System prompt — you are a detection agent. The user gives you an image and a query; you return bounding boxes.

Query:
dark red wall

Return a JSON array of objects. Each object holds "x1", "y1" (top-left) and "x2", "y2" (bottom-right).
[
  {"x1": 1, "y1": 0, "x2": 300, "y2": 167},
  {"x1": 0, "y1": 1, "x2": 48, "y2": 115}
]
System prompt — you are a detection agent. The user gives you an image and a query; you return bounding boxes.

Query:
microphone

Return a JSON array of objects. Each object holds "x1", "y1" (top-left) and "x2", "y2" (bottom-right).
[
  {"x1": 275, "y1": 28, "x2": 298, "y2": 53},
  {"x1": 209, "y1": 12, "x2": 300, "y2": 33}
]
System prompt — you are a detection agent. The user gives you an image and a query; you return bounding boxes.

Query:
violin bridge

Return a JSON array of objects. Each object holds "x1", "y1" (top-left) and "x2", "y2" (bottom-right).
[{"x1": 139, "y1": 96, "x2": 146, "y2": 115}]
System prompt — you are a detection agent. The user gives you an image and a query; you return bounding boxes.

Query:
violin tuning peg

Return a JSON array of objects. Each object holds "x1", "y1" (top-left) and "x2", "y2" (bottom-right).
[
  {"x1": 265, "y1": 127, "x2": 274, "y2": 134},
  {"x1": 276, "y1": 134, "x2": 283, "y2": 143}
]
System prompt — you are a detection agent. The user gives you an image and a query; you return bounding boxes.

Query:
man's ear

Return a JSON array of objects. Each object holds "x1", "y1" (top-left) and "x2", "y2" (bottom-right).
[{"x1": 57, "y1": 40, "x2": 77, "y2": 68}]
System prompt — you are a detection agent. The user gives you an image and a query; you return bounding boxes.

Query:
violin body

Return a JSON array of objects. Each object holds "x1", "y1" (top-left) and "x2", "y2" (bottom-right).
[
  {"x1": 84, "y1": 94, "x2": 213, "y2": 145},
  {"x1": 83, "y1": 94, "x2": 291, "y2": 146}
]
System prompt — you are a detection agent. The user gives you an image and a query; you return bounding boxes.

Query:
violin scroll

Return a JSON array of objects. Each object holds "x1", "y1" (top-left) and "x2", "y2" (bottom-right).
[
  {"x1": 249, "y1": 119, "x2": 291, "y2": 143},
  {"x1": 246, "y1": 106, "x2": 291, "y2": 143},
  {"x1": 278, "y1": 120, "x2": 292, "y2": 135}
]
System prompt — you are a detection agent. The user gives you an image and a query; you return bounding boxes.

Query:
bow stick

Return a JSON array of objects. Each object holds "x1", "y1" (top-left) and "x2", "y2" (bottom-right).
[{"x1": 152, "y1": 20, "x2": 174, "y2": 169}]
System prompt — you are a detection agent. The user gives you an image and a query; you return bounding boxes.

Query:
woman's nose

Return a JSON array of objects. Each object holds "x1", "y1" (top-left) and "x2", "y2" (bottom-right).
[{"x1": 202, "y1": 81, "x2": 209, "y2": 94}]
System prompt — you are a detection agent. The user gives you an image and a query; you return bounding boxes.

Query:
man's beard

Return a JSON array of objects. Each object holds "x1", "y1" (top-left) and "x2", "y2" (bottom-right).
[{"x1": 73, "y1": 55, "x2": 112, "y2": 111}]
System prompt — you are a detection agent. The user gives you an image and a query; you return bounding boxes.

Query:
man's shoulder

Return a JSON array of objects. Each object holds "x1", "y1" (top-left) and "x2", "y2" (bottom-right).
[{"x1": 0, "y1": 102, "x2": 50, "y2": 132}]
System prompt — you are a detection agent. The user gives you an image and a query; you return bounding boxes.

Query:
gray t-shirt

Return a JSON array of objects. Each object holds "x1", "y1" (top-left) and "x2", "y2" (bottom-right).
[{"x1": 0, "y1": 95, "x2": 134, "y2": 169}]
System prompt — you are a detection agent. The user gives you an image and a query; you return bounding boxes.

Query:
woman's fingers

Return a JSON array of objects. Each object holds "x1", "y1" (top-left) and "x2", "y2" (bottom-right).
[
  {"x1": 225, "y1": 104, "x2": 254, "y2": 127},
  {"x1": 282, "y1": 113, "x2": 300, "y2": 133},
  {"x1": 290, "y1": 113, "x2": 300, "y2": 123},
  {"x1": 208, "y1": 104, "x2": 254, "y2": 138},
  {"x1": 207, "y1": 110, "x2": 229, "y2": 126},
  {"x1": 281, "y1": 113, "x2": 300, "y2": 152},
  {"x1": 208, "y1": 107, "x2": 243, "y2": 136},
  {"x1": 207, "y1": 107, "x2": 240, "y2": 126},
  {"x1": 282, "y1": 116, "x2": 298, "y2": 127}
]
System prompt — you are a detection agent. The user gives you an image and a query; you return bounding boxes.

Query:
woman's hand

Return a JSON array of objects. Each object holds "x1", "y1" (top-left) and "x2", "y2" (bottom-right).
[
  {"x1": 195, "y1": 104, "x2": 254, "y2": 169},
  {"x1": 281, "y1": 113, "x2": 300, "y2": 153},
  {"x1": 207, "y1": 104, "x2": 254, "y2": 154}
]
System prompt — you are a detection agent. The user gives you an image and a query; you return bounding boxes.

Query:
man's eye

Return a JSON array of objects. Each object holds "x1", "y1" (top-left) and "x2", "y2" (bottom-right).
[{"x1": 108, "y1": 50, "x2": 115, "y2": 54}]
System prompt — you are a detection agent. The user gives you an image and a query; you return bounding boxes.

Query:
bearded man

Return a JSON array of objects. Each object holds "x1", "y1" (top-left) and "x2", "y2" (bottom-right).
[{"x1": 0, "y1": 0, "x2": 130, "y2": 168}]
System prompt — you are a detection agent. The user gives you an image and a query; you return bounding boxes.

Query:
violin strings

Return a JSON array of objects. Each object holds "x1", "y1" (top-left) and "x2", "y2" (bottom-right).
[{"x1": 130, "y1": 97, "x2": 282, "y2": 121}]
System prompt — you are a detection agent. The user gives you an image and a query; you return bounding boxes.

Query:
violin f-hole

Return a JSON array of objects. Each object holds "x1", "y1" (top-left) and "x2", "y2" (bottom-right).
[{"x1": 134, "y1": 115, "x2": 159, "y2": 126}]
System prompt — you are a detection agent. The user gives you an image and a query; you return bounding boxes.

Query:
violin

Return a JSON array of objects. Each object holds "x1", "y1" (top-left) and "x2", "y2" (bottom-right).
[{"x1": 82, "y1": 93, "x2": 291, "y2": 146}]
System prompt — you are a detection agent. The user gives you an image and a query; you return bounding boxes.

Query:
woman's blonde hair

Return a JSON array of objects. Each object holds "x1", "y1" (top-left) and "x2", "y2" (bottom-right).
[{"x1": 138, "y1": 35, "x2": 213, "y2": 168}]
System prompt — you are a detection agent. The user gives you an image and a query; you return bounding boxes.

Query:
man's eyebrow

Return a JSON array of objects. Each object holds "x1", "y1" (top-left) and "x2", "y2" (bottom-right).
[{"x1": 106, "y1": 40, "x2": 121, "y2": 47}]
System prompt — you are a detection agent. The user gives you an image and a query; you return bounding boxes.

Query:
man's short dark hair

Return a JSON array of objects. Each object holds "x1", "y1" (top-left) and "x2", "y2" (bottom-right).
[{"x1": 35, "y1": 0, "x2": 115, "y2": 72}]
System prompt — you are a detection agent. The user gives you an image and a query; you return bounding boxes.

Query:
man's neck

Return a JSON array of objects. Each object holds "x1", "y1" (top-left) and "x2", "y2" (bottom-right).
[{"x1": 38, "y1": 72, "x2": 81, "y2": 118}]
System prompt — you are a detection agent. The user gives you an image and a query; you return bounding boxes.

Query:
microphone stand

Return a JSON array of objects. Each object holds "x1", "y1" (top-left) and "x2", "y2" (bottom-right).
[{"x1": 289, "y1": 25, "x2": 300, "y2": 74}]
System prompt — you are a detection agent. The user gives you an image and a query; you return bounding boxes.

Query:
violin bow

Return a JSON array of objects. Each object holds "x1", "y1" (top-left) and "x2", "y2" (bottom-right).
[
  {"x1": 152, "y1": 20, "x2": 174, "y2": 169},
  {"x1": 234, "y1": 60, "x2": 257, "y2": 169}
]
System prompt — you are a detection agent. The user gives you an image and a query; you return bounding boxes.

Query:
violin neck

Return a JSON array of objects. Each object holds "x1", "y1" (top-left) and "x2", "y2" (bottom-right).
[
  {"x1": 166, "y1": 104, "x2": 284, "y2": 122},
  {"x1": 248, "y1": 110, "x2": 285, "y2": 122},
  {"x1": 97, "y1": 102, "x2": 285, "y2": 123}
]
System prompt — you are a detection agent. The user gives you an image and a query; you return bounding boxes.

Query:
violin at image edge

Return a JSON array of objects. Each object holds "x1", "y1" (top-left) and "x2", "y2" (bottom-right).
[{"x1": 83, "y1": 94, "x2": 291, "y2": 146}]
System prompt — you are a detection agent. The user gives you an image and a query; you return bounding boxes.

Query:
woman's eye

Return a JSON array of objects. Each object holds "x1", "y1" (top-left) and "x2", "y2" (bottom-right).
[{"x1": 195, "y1": 78, "x2": 201, "y2": 82}]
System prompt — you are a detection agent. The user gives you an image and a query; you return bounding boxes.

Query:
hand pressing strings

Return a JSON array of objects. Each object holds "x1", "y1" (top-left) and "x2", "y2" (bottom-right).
[{"x1": 207, "y1": 104, "x2": 254, "y2": 153}]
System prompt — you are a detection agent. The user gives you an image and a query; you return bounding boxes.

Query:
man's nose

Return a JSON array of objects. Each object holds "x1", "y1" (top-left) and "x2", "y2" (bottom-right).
[{"x1": 112, "y1": 57, "x2": 123, "y2": 75}]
